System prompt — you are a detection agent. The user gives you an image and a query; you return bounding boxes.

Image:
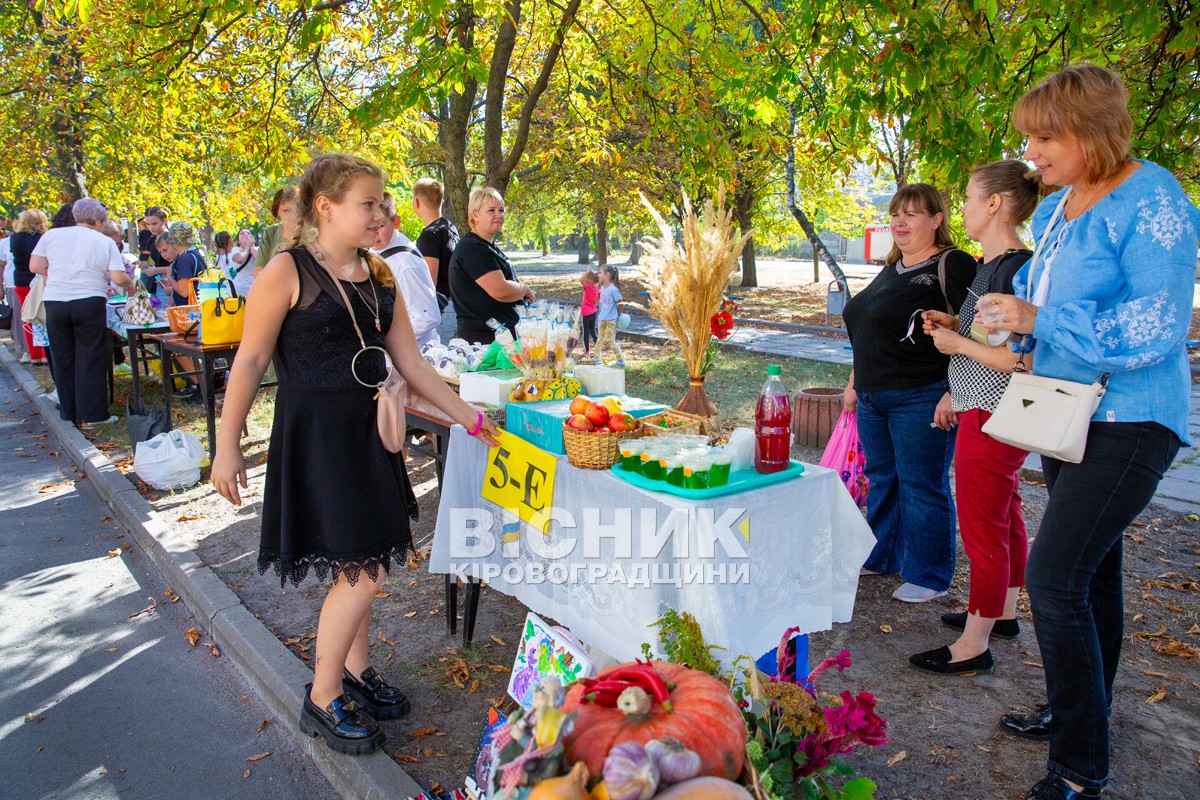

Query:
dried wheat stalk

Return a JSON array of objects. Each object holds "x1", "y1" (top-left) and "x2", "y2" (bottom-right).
[{"x1": 638, "y1": 183, "x2": 751, "y2": 378}]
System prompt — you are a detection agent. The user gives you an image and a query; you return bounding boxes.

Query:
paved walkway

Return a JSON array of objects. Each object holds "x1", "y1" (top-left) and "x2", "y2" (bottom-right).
[{"x1": 0, "y1": 367, "x2": 338, "y2": 800}]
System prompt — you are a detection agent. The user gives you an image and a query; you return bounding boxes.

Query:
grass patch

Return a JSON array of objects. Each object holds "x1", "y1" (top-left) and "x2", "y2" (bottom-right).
[{"x1": 618, "y1": 340, "x2": 849, "y2": 429}]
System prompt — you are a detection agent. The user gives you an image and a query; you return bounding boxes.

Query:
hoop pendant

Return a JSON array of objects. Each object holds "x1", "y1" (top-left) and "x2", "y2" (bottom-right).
[{"x1": 350, "y1": 345, "x2": 388, "y2": 389}]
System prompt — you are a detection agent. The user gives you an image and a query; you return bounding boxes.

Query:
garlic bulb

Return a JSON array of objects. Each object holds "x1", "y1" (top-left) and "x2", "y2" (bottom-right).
[
  {"x1": 602, "y1": 741, "x2": 660, "y2": 800},
  {"x1": 645, "y1": 738, "x2": 702, "y2": 785}
]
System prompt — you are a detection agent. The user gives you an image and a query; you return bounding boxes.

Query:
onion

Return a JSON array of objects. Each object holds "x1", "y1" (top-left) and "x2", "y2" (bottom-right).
[{"x1": 602, "y1": 741, "x2": 659, "y2": 800}]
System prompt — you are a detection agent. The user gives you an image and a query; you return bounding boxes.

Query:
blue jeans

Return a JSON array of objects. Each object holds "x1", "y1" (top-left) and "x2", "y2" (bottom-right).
[
  {"x1": 1028, "y1": 421, "x2": 1179, "y2": 791},
  {"x1": 857, "y1": 381, "x2": 956, "y2": 590}
]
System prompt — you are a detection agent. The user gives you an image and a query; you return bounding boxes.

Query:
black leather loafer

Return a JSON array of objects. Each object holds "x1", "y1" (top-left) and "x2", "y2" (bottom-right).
[
  {"x1": 908, "y1": 645, "x2": 994, "y2": 675},
  {"x1": 343, "y1": 667, "x2": 411, "y2": 720},
  {"x1": 1024, "y1": 773, "x2": 1100, "y2": 799},
  {"x1": 941, "y1": 611, "x2": 1020, "y2": 639},
  {"x1": 299, "y1": 684, "x2": 385, "y2": 755},
  {"x1": 1000, "y1": 703, "x2": 1052, "y2": 740}
]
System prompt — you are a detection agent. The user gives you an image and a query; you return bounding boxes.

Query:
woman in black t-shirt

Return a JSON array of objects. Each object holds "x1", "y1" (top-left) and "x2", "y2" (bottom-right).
[
  {"x1": 448, "y1": 187, "x2": 534, "y2": 343},
  {"x1": 842, "y1": 183, "x2": 976, "y2": 605}
]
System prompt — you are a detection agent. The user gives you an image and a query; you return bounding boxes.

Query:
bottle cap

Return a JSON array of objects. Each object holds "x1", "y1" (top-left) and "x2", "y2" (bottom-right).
[{"x1": 767, "y1": 365, "x2": 782, "y2": 376}]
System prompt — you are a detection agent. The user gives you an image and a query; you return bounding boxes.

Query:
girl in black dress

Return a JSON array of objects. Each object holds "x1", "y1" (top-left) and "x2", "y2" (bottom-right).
[{"x1": 211, "y1": 154, "x2": 499, "y2": 755}]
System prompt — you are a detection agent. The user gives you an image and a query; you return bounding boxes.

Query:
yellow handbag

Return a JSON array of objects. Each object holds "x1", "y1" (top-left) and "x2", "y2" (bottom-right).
[{"x1": 199, "y1": 277, "x2": 245, "y2": 345}]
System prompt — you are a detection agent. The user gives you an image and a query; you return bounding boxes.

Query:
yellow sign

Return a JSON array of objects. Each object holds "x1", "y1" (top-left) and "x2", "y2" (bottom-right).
[{"x1": 482, "y1": 430, "x2": 558, "y2": 533}]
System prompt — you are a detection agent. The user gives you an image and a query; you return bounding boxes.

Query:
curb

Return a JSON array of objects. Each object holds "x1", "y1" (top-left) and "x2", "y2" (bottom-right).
[{"x1": 0, "y1": 343, "x2": 423, "y2": 800}]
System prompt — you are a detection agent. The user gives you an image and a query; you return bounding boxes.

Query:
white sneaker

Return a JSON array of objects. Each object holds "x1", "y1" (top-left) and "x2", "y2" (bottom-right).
[
  {"x1": 19, "y1": 353, "x2": 31, "y2": 364},
  {"x1": 45, "y1": 390, "x2": 59, "y2": 406},
  {"x1": 80, "y1": 415, "x2": 119, "y2": 429},
  {"x1": 892, "y1": 582, "x2": 948, "y2": 603}
]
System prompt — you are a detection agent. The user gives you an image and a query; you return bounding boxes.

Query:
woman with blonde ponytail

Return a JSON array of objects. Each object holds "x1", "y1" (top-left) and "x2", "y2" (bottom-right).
[{"x1": 211, "y1": 153, "x2": 499, "y2": 755}]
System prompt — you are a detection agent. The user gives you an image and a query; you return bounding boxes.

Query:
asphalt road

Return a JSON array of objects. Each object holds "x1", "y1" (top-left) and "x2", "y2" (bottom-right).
[{"x1": 0, "y1": 367, "x2": 339, "y2": 800}]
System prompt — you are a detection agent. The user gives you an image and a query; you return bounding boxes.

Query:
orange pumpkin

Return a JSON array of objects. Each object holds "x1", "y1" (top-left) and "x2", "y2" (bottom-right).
[
  {"x1": 653, "y1": 777, "x2": 754, "y2": 800},
  {"x1": 561, "y1": 661, "x2": 746, "y2": 781}
]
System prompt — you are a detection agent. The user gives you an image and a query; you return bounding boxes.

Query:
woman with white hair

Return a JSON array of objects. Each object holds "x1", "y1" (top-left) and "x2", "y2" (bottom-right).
[
  {"x1": 448, "y1": 186, "x2": 534, "y2": 343},
  {"x1": 165, "y1": 221, "x2": 207, "y2": 307},
  {"x1": 30, "y1": 197, "x2": 135, "y2": 428}
]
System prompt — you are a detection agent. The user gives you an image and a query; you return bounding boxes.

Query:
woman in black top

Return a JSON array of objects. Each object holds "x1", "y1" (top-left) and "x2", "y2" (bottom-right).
[
  {"x1": 10, "y1": 208, "x2": 49, "y2": 364},
  {"x1": 448, "y1": 186, "x2": 534, "y2": 343},
  {"x1": 842, "y1": 183, "x2": 976, "y2": 604}
]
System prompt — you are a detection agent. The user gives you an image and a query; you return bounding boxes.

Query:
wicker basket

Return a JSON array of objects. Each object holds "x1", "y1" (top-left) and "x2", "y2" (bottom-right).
[
  {"x1": 167, "y1": 304, "x2": 200, "y2": 336},
  {"x1": 639, "y1": 408, "x2": 709, "y2": 438},
  {"x1": 562, "y1": 421, "x2": 643, "y2": 469}
]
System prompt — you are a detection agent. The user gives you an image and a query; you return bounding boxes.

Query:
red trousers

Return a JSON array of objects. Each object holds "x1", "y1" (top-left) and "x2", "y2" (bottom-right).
[
  {"x1": 954, "y1": 408, "x2": 1029, "y2": 618},
  {"x1": 13, "y1": 285, "x2": 46, "y2": 361}
]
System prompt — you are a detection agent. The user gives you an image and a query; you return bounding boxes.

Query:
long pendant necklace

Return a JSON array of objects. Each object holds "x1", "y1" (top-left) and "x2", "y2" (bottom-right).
[{"x1": 309, "y1": 241, "x2": 382, "y2": 331}]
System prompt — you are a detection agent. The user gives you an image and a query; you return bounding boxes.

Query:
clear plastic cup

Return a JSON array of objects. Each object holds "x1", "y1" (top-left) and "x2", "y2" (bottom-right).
[
  {"x1": 663, "y1": 455, "x2": 686, "y2": 487},
  {"x1": 683, "y1": 454, "x2": 711, "y2": 489},
  {"x1": 640, "y1": 444, "x2": 665, "y2": 481},
  {"x1": 709, "y1": 449, "x2": 732, "y2": 487},
  {"x1": 619, "y1": 440, "x2": 644, "y2": 473}
]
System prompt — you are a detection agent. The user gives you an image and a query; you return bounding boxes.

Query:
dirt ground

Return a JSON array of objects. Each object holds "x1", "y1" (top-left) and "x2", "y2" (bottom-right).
[{"x1": 129, "y1": 427, "x2": 1200, "y2": 800}]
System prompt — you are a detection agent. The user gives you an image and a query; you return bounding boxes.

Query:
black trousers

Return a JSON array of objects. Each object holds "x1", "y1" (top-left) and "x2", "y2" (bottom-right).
[
  {"x1": 44, "y1": 297, "x2": 110, "y2": 425},
  {"x1": 1027, "y1": 421, "x2": 1179, "y2": 790},
  {"x1": 582, "y1": 312, "x2": 598, "y2": 351}
]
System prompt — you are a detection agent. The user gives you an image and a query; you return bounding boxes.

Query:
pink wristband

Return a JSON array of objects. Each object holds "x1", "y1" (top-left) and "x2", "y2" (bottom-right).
[{"x1": 469, "y1": 410, "x2": 484, "y2": 437}]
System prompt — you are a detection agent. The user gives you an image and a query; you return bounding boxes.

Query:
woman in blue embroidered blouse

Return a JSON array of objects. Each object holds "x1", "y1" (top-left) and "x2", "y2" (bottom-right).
[{"x1": 980, "y1": 64, "x2": 1200, "y2": 800}]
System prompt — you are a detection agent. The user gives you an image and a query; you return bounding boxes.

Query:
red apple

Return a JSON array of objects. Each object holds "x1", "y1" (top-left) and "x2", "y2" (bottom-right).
[
  {"x1": 569, "y1": 395, "x2": 592, "y2": 416},
  {"x1": 607, "y1": 412, "x2": 638, "y2": 432},
  {"x1": 584, "y1": 401, "x2": 610, "y2": 427},
  {"x1": 567, "y1": 413, "x2": 594, "y2": 432},
  {"x1": 593, "y1": 425, "x2": 610, "y2": 433}
]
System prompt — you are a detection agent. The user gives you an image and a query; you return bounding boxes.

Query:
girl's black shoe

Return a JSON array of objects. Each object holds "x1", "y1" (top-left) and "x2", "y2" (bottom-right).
[
  {"x1": 940, "y1": 611, "x2": 1020, "y2": 639},
  {"x1": 299, "y1": 684, "x2": 384, "y2": 755},
  {"x1": 342, "y1": 667, "x2": 411, "y2": 720},
  {"x1": 1024, "y1": 774, "x2": 1100, "y2": 799},
  {"x1": 908, "y1": 645, "x2": 994, "y2": 675}
]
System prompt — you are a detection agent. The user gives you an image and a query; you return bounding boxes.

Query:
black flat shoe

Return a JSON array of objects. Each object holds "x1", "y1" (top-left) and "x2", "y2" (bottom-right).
[
  {"x1": 343, "y1": 667, "x2": 411, "y2": 720},
  {"x1": 940, "y1": 611, "x2": 1020, "y2": 639},
  {"x1": 1024, "y1": 773, "x2": 1100, "y2": 799},
  {"x1": 299, "y1": 684, "x2": 385, "y2": 755},
  {"x1": 1000, "y1": 703, "x2": 1052, "y2": 741},
  {"x1": 908, "y1": 645, "x2": 994, "y2": 675}
]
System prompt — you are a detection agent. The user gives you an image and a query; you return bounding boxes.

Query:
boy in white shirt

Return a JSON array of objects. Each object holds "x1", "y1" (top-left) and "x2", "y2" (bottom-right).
[{"x1": 372, "y1": 192, "x2": 441, "y2": 348}]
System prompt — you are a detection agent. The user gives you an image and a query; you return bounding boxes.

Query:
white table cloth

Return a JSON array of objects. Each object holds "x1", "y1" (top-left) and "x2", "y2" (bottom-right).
[{"x1": 430, "y1": 427, "x2": 875, "y2": 666}]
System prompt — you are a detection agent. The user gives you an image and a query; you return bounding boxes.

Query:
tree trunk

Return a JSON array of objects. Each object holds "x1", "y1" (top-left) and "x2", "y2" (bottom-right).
[
  {"x1": 786, "y1": 103, "x2": 850, "y2": 296},
  {"x1": 733, "y1": 181, "x2": 756, "y2": 288},
  {"x1": 595, "y1": 207, "x2": 609, "y2": 266},
  {"x1": 576, "y1": 230, "x2": 590, "y2": 264},
  {"x1": 439, "y1": 1, "x2": 479, "y2": 227},
  {"x1": 629, "y1": 230, "x2": 642, "y2": 264}
]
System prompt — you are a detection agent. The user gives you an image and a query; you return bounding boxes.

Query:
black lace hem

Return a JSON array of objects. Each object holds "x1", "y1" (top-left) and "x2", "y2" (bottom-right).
[{"x1": 258, "y1": 543, "x2": 411, "y2": 588}]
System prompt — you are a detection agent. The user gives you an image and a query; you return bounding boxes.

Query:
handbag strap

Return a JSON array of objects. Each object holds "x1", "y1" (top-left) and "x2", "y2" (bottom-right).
[
  {"x1": 319, "y1": 257, "x2": 370, "y2": 352},
  {"x1": 935, "y1": 249, "x2": 953, "y2": 314},
  {"x1": 1023, "y1": 190, "x2": 1072, "y2": 304}
]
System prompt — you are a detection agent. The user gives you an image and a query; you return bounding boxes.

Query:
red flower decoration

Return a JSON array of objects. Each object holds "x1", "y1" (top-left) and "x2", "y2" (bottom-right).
[{"x1": 710, "y1": 310, "x2": 735, "y2": 340}]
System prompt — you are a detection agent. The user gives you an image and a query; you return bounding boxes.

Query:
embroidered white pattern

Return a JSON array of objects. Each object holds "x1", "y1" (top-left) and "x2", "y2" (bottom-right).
[
  {"x1": 1136, "y1": 187, "x2": 1195, "y2": 251},
  {"x1": 908, "y1": 273, "x2": 936, "y2": 286},
  {"x1": 1105, "y1": 218, "x2": 1118, "y2": 245},
  {"x1": 1092, "y1": 288, "x2": 1177, "y2": 355}
]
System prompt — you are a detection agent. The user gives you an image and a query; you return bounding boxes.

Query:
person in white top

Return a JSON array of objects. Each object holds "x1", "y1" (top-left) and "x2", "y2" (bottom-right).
[
  {"x1": 30, "y1": 197, "x2": 135, "y2": 427},
  {"x1": 372, "y1": 192, "x2": 441, "y2": 348},
  {"x1": 0, "y1": 230, "x2": 24, "y2": 360},
  {"x1": 230, "y1": 229, "x2": 256, "y2": 296}
]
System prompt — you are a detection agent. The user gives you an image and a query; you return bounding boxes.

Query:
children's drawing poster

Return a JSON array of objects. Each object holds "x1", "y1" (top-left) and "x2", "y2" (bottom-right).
[
  {"x1": 506, "y1": 612, "x2": 593, "y2": 709},
  {"x1": 464, "y1": 704, "x2": 506, "y2": 798}
]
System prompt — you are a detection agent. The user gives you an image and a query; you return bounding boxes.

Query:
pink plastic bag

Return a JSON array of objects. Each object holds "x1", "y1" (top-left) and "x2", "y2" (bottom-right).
[{"x1": 819, "y1": 411, "x2": 868, "y2": 507}]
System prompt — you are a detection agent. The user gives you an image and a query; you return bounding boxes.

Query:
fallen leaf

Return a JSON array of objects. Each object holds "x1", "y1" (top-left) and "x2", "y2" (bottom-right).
[
  {"x1": 243, "y1": 769, "x2": 251, "y2": 779},
  {"x1": 205, "y1": 642, "x2": 220, "y2": 658},
  {"x1": 121, "y1": 542, "x2": 130, "y2": 551},
  {"x1": 490, "y1": 635, "x2": 508, "y2": 647},
  {"x1": 408, "y1": 554, "x2": 420, "y2": 569},
  {"x1": 1188, "y1": 624, "x2": 1200, "y2": 635},
  {"x1": 420, "y1": 746, "x2": 443, "y2": 758},
  {"x1": 489, "y1": 665, "x2": 511, "y2": 673},
  {"x1": 164, "y1": 587, "x2": 175, "y2": 597},
  {"x1": 879, "y1": 624, "x2": 892, "y2": 634},
  {"x1": 375, "y1": 591, "x2": 390, "y2": 598},
  {"x1": 377, "y1": 632, "x2": 397, "y2": 647},
  {"x1": 177, "y1": 514, "x2": 199, "y2": 521},
  {"x1": 100, "y1": 516, "x2": 112, "y2": 522},
  {"x1": 396, "y1": 754, "x2": 420, "y2": 763},
  {"x1": 244, "y1": 751, "x2": 271, "y2": 762},
  {"x1": 408, "y1": 580, "x2": 418, "y2": 587},
  {"x1": 1146, "y1": 687, "x2": 1167, "y2": 704},
  {"x1": 98, "y1": 769, "x2": 107, "y2": 776},
  {"x1": 52, "y1": 537, "x2": 61, "y2": 542},
  {"x1": 104, "y1": 647, "x2": 118, "y2": 653},
  {"x1": 886, "y1": 750, "x2": 907, "y2": 767},
  {"x1": 407, "y1": 727, "x2": 440, "y2": 740},
  {"x1": 256, "y1": 720, "x2": 270, "y2": 732},
  {"x1": 25, "y1": 712, "x2": 44, "y2": 723},
  {"x1": 404, "y1": 611, "x2": 417, "y2": 618},
  {"x1": 107, "y1": 549, "x2": 122, "y2": 558},
  {"x1": 1022, "y1": 661, "x2": 1044, "y2": 669},
  {"x1": 184, "y1": 627, "x2": 202, "y2": 646},
  {"x1": 470, "y1": 679, "x2": 480, "y2": 693}
]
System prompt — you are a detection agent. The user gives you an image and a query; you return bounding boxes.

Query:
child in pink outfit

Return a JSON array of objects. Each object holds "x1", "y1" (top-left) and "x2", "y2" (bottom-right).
[{"x1": 579, "y1": 268, "x2": 600, "y2": 354}]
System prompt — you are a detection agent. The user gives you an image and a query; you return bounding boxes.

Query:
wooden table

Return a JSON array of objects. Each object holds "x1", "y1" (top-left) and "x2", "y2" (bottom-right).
[
  {"x1": 105, "y1": 313, "x2": 170, "y2": 408},
  {"x1": 147, "y1": 333, "x2": 268, "y2": 458}
]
